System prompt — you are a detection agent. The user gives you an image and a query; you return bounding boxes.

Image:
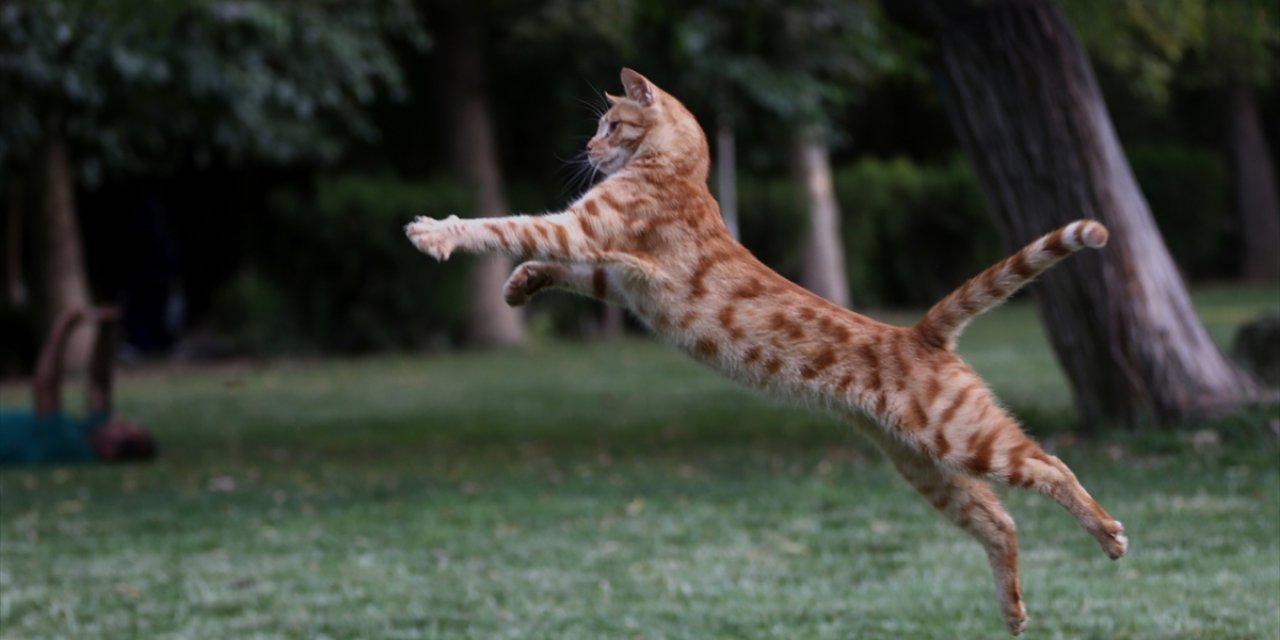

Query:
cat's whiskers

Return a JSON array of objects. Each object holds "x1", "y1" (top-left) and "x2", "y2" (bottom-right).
[{"x1": 554, "y1": 148, "x2": 600, "y2": 199}]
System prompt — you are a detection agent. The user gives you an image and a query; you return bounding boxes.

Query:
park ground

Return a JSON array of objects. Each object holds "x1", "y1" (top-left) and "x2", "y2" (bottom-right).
[{"x1": 1, "y1": 285, "x2": 1278, "y2": 639}]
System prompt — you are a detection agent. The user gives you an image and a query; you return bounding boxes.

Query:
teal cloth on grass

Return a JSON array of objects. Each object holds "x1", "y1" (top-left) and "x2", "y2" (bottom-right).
[{"x1": 0, "y1": 409, "x2": 107, "y2": 464}]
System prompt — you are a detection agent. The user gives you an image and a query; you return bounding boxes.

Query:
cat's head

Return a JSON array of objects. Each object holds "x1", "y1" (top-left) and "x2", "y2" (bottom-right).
[{"x1": 586, "y1": 68, "x2": 708, "y2": 179}]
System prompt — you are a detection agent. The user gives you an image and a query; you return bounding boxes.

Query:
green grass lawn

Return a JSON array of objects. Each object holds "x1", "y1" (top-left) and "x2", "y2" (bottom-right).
[{"x1": 2, "y1": 286, "x2": 1278, "y2": 639}]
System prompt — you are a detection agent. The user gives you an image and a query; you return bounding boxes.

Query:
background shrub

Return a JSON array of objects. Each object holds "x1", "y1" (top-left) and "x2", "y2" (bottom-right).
[
  {"x1": 834, "y1": 155, "x2": 1000, "y2": 308},
  {"x1": 738, "y1": 148, "x2": 1232, "y2": 308},
  {"x1": 212, "y1": 175, "x2": 473, "y2": 353},
  {"x1": 738, "y1": 155, "x2": 1001, "y2": 309},
  {"x1": 735, "y1": 175, "x2": 808, "y2": 279},
  {"x1": 1127, "y1": 144, "x2": 1232, "y2": 280}
]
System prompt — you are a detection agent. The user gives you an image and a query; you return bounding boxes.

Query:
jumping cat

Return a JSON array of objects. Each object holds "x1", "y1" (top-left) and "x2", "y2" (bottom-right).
[{"x1": 406, "y1": 68, "x2": 1126, "y2": 635}]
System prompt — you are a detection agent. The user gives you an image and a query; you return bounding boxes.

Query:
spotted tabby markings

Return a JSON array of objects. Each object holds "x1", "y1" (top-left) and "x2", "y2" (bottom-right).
[{"x1": 405, "y1": 67, "x2": 1125, "y2": 637}]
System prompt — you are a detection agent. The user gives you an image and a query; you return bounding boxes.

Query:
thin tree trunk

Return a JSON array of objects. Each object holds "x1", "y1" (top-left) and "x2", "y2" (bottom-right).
[
  {"x1": 434, "y1": 0, "x2": 524, "y2": 347},
  {"x1": 5, "y1": 178, "x2": 26, "y2": 306},
  {"x1": 38, "y1": 121, "x2": 94, "y2": 370},
  {"x1": 888, "y1": 0, "x2": 1254, "y2": 429},
  {"x1": 716, "y1": 120, "x2": 739, "y2": 239},
  {"x1": 790, "y1": 129, "x2": 850, "y2": 308},
  {"x1": 1227, "y1": 82, "x2": 1280, "y2": 282}
]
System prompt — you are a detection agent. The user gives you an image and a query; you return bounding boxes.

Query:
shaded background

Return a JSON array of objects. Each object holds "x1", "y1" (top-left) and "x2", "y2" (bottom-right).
[
  {"x1": 2, "y1": 0, "x2": 1277, "y2": 410},
  {"x1": 2, "y1": 3, "x2": 1279, "y2": 637}
]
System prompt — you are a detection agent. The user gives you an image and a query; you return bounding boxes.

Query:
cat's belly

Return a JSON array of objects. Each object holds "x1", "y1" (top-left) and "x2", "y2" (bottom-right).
[
  {"x1": 617, "y1": 281, "x2": 859, "y2": 406},
  {"x1": 663, "y1": 325, "x2": 824, "y2": 400}
]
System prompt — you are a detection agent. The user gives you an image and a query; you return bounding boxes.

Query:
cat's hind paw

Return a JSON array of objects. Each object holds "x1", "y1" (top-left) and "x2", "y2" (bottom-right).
[
  {"x1": 503, "y1": 262, "x2": 556, "y2": 307},
  {"x1": 998, "y1": 580, "x2": 1028, "y2": 635},
  {"x1": 406, "y1": 215, "x2": 460, "y2": 261},
  {"x1": 1101, "y1": 519, "x2": 1128, "y2": 560},
  {"x1": 1008, "y1": 609, "x2": 1029, "y2": 634},
  {"x1": 1004, "y1": 606, "x2": 1028, "y2": 636}
]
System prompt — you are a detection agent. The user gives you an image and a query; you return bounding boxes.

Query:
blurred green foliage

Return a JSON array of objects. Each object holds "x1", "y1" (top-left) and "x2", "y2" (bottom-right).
[
  {"x1": 1063, "y1": 0, "x2": 1278, "y2": 103},
  {"x1": 835, "y1": 156, "x2": 998, "y2": 308},
  {"x1": 651, "y1": 0, "x2": 915, "y2": 133},
  {"x1": 0, "y1": 0, "x2": 423, "y2": 181},
  {"x1": 738, "y1": 156, "x2": 998, "y2": 308},
  {"x1": 740, "y1": 149, "x2": 1235, "y2": 307},
  {"x1": 1128, "y1": 144, "x2": 1231, "y2": 279},
  {"x1": 212, "y1": 175, "x2": 473, "y2": 353},
  {"x1": 735, "y1": 171, "x2": 808, "y2": 276}
]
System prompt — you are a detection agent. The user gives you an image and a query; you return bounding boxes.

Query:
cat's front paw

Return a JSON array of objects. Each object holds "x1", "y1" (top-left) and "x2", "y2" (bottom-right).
[
  {"x1": 405, "y1": 215, "x2": 461, "y2": 261},
  {"x1": 503, "y1": 262, "x2": 557, "y2": 307}
]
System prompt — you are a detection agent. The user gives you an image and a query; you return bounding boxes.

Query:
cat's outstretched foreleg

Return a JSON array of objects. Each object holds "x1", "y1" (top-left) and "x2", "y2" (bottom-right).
[
  {"x1": 405, "y1": 206, "x2": 661, "y2": 282},
  {"x1": 405, "y1": 212, "x2": 594, "y2": 262},
  {"x1": 502, "y1": 262, "x2": 624, "y2": 307}
]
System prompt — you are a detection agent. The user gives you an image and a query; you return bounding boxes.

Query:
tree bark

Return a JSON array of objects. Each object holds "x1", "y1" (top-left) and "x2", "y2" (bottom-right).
[
  {"x1": 37, "y1": 121, "x2": 95, "y2": 370},
  {"x1": 1226, "y1": 82, "x2": 1280, "y2": 282},
  {"x1": 716, "y1": 120, "x2": 740, "y2": 239},
  {"x1": 434, "y1": 0, "x2": 524, "y2": 347},
  {"x1": 887, "y1": 0, "x2": 1254, "y2": 428},
  {"x1": 790, "y1": 129, "x2": 851, "y2": 308},
  {"x1": 4, "y1": 178, "x2": 26, "y2": 306}
]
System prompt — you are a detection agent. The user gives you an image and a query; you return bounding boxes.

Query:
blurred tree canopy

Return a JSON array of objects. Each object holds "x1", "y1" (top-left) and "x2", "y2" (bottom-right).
[
  {"x1": 1063, "y1": 0, "x2": 1278, "y2": 103},
  {"x1": 0, "y1": 0, "x2": 423, "y2": 368},
  {"x1": 0, "y1": 0, "x2": 424, "y2": 179},
  {"x1": 657, "y1": 0, "x2": 911, "y2": 132}
]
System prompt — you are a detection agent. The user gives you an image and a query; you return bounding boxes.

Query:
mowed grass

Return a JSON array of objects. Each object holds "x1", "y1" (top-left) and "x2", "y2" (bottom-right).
[{"x1": 1, "y1": 285, "x2": 1277, "y2": 639}]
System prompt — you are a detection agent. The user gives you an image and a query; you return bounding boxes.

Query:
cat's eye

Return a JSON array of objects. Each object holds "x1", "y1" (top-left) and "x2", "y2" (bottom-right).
[{"x1": 605, "y1": 120, "x2": 619, "y2": 134}]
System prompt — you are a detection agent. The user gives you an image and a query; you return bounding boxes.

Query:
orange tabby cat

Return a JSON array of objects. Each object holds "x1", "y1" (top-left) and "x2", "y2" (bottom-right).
[{"x1": 407, "y1": 68, "x2": 1126, "y2": 635}]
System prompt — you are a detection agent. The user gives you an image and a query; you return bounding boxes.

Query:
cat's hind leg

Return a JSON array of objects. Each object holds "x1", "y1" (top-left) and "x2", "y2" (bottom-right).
[
  {"x1": 944, "y1": 416, "x2": 1128, "y2": 561},
  {"x1": 991, "y1": 440, "x2": 1127, "y2": 561},
  {"x1": 878, "y1": 435, "x2": 1029, "y2": 635}
]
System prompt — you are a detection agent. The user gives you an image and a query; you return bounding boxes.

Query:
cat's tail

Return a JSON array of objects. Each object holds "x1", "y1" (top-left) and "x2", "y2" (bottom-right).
[{"x1": 915, "y1": 220, "x2": 1109, "y2": 350}]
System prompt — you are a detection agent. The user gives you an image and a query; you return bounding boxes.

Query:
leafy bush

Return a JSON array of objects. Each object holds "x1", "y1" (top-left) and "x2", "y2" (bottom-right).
[
  {"x1": 834, "y1": 155, "x2": 1000, "y2": 308},
  {"x1": 1127, "y1": 144, "x2": 1232, "y2": 279},
  {"x1": 208, "y1": 271, "x2": 300, "y2": 354},
  {"x1": 738, "y1": 155, "x2": 1001, "y2": 308},
  {"x1": 212, "y1": 174, "x2": 473, "y2": 353},
  {"x1": 735, "y1": 176, "x2": 808, "y2": 278}
]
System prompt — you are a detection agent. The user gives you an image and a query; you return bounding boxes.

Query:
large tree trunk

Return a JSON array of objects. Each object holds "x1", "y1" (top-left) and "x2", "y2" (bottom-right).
[
  {"x1": 4, "y1": 178, "x2": 26, "y2": 306},
  {"x1": 790, "y1": 129, "x2": 851, "y2": 308},
  {"x1": 887, "y1": 0, "x2": 1254, "y2": 429},
  {"x1": 37, "y1": 122, "x2": 95, "y2": 370},
  {"x1": 1226, "y1": 82, "x2": 1280, "y2": 282},
  {"x1": 434, "y1": 0, "x2": 524, "y2": 347}
]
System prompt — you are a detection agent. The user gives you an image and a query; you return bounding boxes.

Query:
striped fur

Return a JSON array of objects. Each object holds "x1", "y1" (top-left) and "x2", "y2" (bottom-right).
[
  {"x1": 916, "y1": 220, "x2": 1109, "y2": 350},
  {"x1": 407, "y1": 69, "x2": 1126, "y2": 636}
]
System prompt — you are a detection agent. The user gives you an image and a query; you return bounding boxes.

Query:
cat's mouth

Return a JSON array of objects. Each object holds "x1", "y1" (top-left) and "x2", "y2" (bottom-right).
[{"x1": 588, "y1": 149, "x2": 626, "y2": 174}]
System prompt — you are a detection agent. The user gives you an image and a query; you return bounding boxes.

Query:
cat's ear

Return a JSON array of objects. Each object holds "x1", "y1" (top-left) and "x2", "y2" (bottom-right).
[
  {"x1": 605, "y1": 92, "x2": 624, "y2": 105},
  {"x1": 620, "y1": 68, "x2": 655, "y2": 106}
]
